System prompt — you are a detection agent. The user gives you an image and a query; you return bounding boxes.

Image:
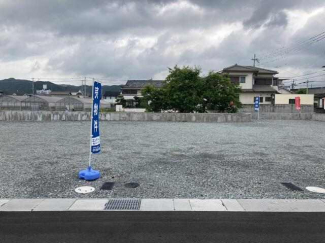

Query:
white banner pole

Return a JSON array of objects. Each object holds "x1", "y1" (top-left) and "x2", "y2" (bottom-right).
[
  {"x1": 258, "y1": 95, "x2": 260, "y2": 120},
  {"x1": 78, "y1": 78, "x2": 101, "y2": 181},
  {"x1": 88, "y1": 79, "x2": 95, "y2": 168}
]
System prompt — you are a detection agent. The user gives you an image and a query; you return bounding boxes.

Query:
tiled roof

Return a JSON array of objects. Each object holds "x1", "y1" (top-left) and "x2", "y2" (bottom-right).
[
  {"x1": 223, "y1": 64, "x2": 278, "y2": 74},
  {"x1": 123, "y1": 80, "x2": 165, "y2": 88}
]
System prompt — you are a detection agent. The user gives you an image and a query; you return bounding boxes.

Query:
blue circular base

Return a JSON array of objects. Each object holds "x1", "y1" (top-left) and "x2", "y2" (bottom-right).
[{"x1": 79, "y1": 166, "x2": 100, "y2": 181}]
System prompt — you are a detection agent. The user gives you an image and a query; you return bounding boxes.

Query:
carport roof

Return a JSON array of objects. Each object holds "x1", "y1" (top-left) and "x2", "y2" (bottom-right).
[
  {"x1": 241, "y1": 85, "x2": 279, "y2": 93},
  {"x1": 253, "y1": 85, "x2": 279, "y2": 93},
  {"x1": 1, "y1": 95, "x2": 28, "y2": 101}
]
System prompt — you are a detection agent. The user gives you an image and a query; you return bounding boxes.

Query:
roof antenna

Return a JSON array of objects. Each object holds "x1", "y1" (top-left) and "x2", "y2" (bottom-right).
[{"x1": 251, "y1": 54, "x2": 259, "y2": 67}]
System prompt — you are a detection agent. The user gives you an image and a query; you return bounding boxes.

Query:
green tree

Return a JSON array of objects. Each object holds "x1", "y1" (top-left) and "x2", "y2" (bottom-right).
[
  {"x1": 164, "y1": 66, "x2": 204, "y2": 113},
  {"x1": 203, "y1": 72, "x2": 241, "y2": 113},
  {"x1": 133, "y1": 96, "x2": 141, "y2": 108},
  {"x1": 115, "y1": 94, "x2": 126, "y2": 107},
  {"x1": 296, "y1": 88, "x2": 307, "y2": 94},
  {"x1": 142, "y1": 85, "x2": 169, "y2": 112},
  {"x1": 142, "y1": 66, "x2": 241, "y2": 113}
]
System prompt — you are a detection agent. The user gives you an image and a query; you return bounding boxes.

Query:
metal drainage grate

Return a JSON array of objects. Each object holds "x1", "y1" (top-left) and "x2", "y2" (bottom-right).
[
  {"x1": 125, "y1": 182, "x2": 140, "y2": 188},
  {"x1": 281, "y1": 182, "x2": 304, "y2": 191},
  {"x1": 101, "y1": 182, "x2": 115, "y2": 190},
  {"x1": 104, "y1": 199, "x2": 141, "y2": 210}
]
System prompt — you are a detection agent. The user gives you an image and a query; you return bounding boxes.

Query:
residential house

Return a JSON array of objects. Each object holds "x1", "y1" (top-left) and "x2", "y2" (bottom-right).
[
  {"x1": 103, "y1": 90, "x2": 120, "y2": 108},
  {"x1": 221, "y1": 64, "x2": 286, "y2": 105},
  {"x1": 121, "y1": 80, "x2": 164, "y2": 107}
]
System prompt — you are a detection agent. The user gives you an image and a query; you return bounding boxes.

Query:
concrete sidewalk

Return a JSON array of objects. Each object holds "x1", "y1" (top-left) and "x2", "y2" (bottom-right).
[{"x1": 1, "y1": 198, "x2": 325, "y2": 212}]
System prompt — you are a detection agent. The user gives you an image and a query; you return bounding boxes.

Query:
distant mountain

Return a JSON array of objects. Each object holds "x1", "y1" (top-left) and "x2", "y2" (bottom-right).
[{"x1": 0, "y1": 78, "x2": 122, "y2": 96}]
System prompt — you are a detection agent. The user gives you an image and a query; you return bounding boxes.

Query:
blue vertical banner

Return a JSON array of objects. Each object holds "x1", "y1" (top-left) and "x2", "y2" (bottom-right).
[
  {"x1": 91, "y1": 81, "x2": 102, "y2": 154},
  {"x1": 254, "y1": 96, "x2": 260, "y2": 112}
]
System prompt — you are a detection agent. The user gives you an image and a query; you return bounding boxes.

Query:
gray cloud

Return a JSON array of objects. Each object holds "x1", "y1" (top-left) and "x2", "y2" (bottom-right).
[
  {"x1": 0, "y1": 0, "x2": 324, "y2": 82},
  {"x1": 243, "y1": 0, "x2": 324, "y2": 29}
]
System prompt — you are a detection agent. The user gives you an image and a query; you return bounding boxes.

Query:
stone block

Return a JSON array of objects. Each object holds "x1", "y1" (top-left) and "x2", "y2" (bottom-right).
[
  {"x1": 0, "y1": 199, "x2": 44, "y2": 211},
  {"x1": 0, "y1": 199, "x2": 9, "y2": 207},
  {"x1": 221, "y1": 199, "x2": 244, "y2": 211},
  {"x1": 69, "y1": 199, "x2": 108, "y2": 211},
  {"x1": 237, "y1": 199, "x2": 325, "y2": 212},
  {"x1": 140, "y1": 199, "x2": 174, "y2": 211},
  {"x1": 173, "y1": 199, "x2": 192, "y2": 211},
  {"x1": 189, "y1": 199, "x2": 227, "y2": 211},
  {"x1": 34, "y1": 199, "x2": 76, "y2": 211}
]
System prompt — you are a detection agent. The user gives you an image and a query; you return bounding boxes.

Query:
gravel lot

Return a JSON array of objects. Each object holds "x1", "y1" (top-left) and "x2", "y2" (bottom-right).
[{"x1": 0, "y1": 120, "x2": 325, "y2": 199}]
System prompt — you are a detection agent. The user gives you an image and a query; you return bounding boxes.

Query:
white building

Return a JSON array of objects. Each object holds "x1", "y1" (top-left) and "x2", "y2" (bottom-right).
[
  {"x1": 121, "y1": 80, "x2": 164, "y2": 107},
  {"x1": 103, "y1": 90, "x2": 120, "y2": 108},
  {"x1": 221, "y1": 64, "x2": 286, "y2": 105}
]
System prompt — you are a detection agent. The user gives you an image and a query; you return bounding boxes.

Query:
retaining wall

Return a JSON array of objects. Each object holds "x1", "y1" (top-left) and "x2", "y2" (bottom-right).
[
  {"x1": 2, "y1": 110, "x2": 325, "y2": 122},
  {"x1": 312, "y1": 113, "x2": 325, "y2": 122},
  {"x1": 239, "y1": 104, "x2": 314, "y2": 113},
  {"x1": 0, "y1": 111, "x2": 252, "y2": 123},
  {"x1": 249, "y1": 112, "x2": 325, "y2": 121},
  {"x1": 251, "y1": 112, "x2": 313, "y2": 120}
]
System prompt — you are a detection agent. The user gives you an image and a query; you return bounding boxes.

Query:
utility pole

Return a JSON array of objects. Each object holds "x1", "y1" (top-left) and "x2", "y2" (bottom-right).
[
  {"x1": 291, "y1": 80, "x2": 295, "y2": 90},
  {"x1": 81, "y1": 77, "x2": 87, "y2": 97},
  {"x1": 84, "y1": 77, "x2": 87, "y2": 97},
  {"x1": 32, "y1": 78, "x2": 34, "y2": 95},
  {"x1": 251, "y1": 54, "x2": 259, "y2": 67},
  {"x1": 306, "y1": 80, "x2": 309, "y2": 94}
]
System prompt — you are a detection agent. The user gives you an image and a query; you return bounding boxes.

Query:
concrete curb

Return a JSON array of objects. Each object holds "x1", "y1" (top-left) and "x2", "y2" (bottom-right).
[{"x1": 1, "y1": 199, "x2": 325, "y2": 212}]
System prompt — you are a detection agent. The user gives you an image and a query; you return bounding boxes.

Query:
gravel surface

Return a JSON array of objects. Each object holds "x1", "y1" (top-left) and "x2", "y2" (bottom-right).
[{"x1": 0, "y1": 120, "x2": 325, "y2": 199}]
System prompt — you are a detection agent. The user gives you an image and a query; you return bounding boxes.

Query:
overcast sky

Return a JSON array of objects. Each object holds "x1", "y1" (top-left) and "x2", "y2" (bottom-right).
[{"x1": 0, "y1": 0, "x2": 324, "y2": 86}]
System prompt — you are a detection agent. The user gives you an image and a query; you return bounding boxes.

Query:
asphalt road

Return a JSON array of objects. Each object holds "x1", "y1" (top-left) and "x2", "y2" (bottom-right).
[{"x1": 1, "y1": 211, "x2": 325, "y2": 243}]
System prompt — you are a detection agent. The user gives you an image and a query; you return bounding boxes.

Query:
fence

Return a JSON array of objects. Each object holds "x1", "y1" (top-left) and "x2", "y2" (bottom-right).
[{"x1": 0, "y1": 95, "x2": 112, "y2": 111}]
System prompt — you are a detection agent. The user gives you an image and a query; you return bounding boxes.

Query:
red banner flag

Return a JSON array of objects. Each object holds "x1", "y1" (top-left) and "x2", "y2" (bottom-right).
[{"x1": 295, "y1": 97, "x2": 301, "y2": 110}]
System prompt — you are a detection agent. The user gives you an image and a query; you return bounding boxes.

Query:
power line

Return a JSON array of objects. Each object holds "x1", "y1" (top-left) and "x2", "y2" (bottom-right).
[
  {"x1": 289, "y1": 73, "x2": 325, "y2": 82},
  {"x1": 285, "y1": 70, "x2": 325, "y2": 79},
  {"x1": 258, "y1": 30, "x2": 325, "y2": 61},
  {"x1": 258, "y1": 33, "x2": 325, "y2": 67},
  {"x1": 259, "y1": 37, "x2": 325, "y2": 66},
  {"x1": 259, "y1": 31, "x2": 325, "y2": 59}
]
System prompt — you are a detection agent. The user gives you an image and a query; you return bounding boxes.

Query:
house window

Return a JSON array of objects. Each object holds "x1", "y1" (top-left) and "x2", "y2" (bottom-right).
[
  {"x1": 122, "y1": 89, "x2": 138, "y2": 95},
  {"x1": 240, "y1": 76, "x2": 246, "y2": 83},
  {"x1": 230, "y1": 77, "x2": 239, "y2": 84},
  {"x1": 265, "y1": 97, "x2": 272, "y2": 102},
  {"x1": 289, "y1": 99, "x2": 295, "y2": 104},
  {"x1": 255, "y1": 79, "x2": 272, "y2": 85}
]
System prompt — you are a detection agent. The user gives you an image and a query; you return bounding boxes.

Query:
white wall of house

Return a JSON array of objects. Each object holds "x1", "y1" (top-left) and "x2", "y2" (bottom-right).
[
  {"x1": 124, "y1": 108, "x2": 146, "y2": 112},
  {"x1": 122, "y1": 92, "x2": 143, "y2": 100},
  {"x1": 115, "y1": 105, "x2": 146, "y2": 112},
  {"x1": 123, "y1": 95, "x2": 136, "y2": 100},
  {"x1": 104, "y1": 97, "x2": 116, "y2": 103},
  {"x1": 275, "y1": 94, "x2": 314, "y2": 105},
  {"x1": 240, "y1": 93, "x2": 273, "y2": 105}
]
